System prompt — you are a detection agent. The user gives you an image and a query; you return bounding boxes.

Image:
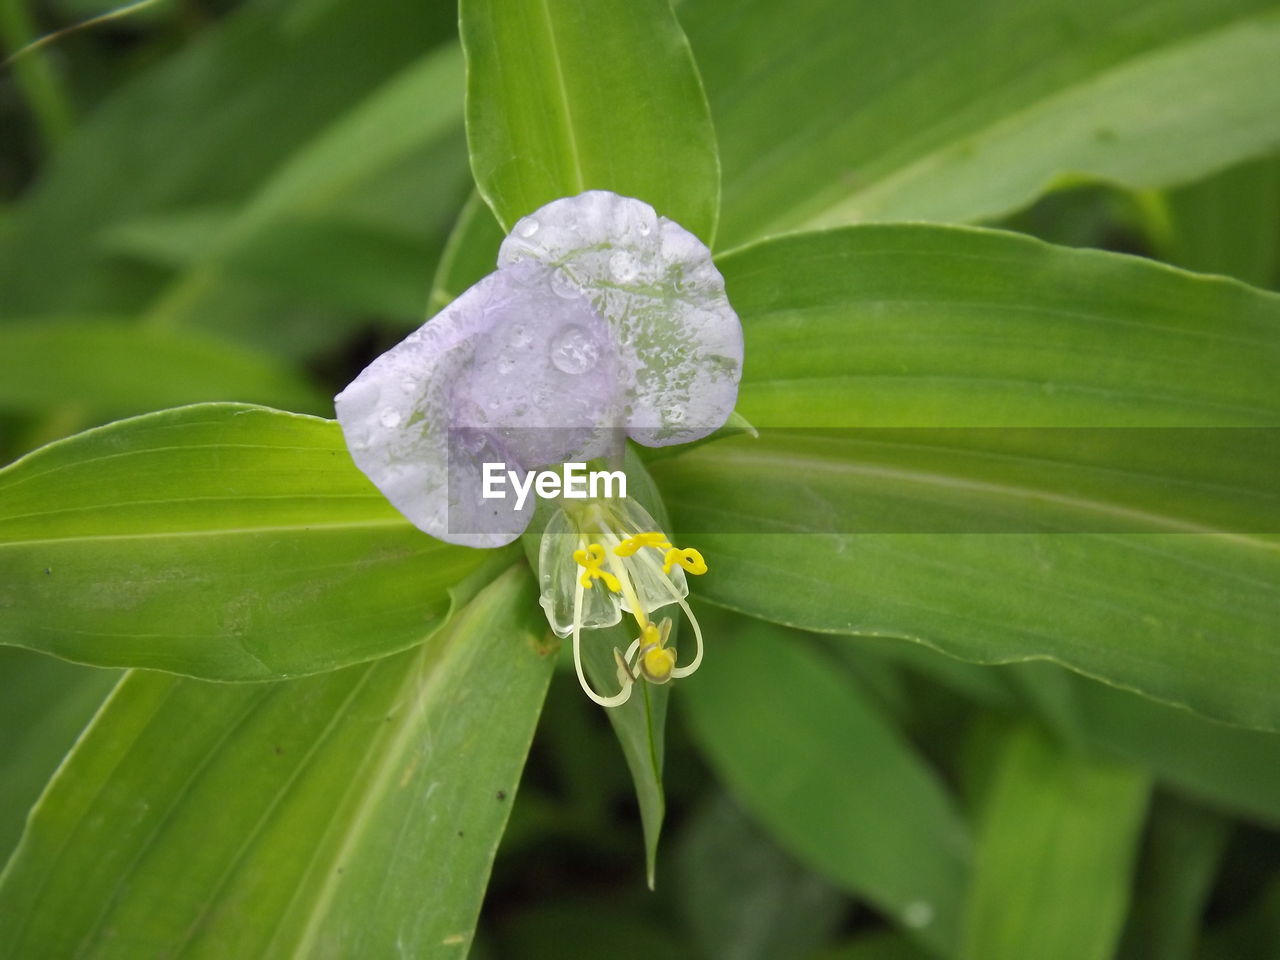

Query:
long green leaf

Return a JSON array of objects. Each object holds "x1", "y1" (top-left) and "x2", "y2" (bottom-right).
[
  {"x1": 845, "y1": 642, "x2": 1280, "y2": 829},
  {"x1": 673, "y1": 792, "x2": 847, "y2": 960},
  {"x1": 0, "y1": 564, "x2": 555, "y2": 957},
  {"x1": 653, "y1": 226, "x2": 1280, "y2": 731},
  {"x1": 0, "y1": 649, "x2": 117, "y2": 863},
  {"x1": 142, "y1": 45, "x2": 468, "y2": 331},
  {"x1": 0, "y1": 319, "x2": 326, "y2": 417},
  {"x1": 462, "y1": 0, "x2": 719, "y2": 241},
  {"x1": 428, "y1": 191, "x2": 505, "y2": 312},
  {"x1": 682, "y1": 609, "x2": 971, "y2": 953},
  {"x1": 1119, "y1": 796, "x2": 1230, "y2": 960},
  {"x1": 0, "y1": 404, "x2": 485, "y2": 680},
  {"x1": 1162, "y1": 154, "x2": 1280, "y2": 287},
  {"x1": 679, "y1": 0, "x2": 1280, "y2": 247},
  {"x1": 719, "y1": 225, "x2": 1280, "y2": 428},
  {"x1": 961, "y1": 723, "x2": 1150, "y2": 960},
  {"x1": 1062, "y1": 672, "x2": 1280, "y2": 828},
  {"x1": 1, "y1": 0, "x2": 457, "y2": 318}
]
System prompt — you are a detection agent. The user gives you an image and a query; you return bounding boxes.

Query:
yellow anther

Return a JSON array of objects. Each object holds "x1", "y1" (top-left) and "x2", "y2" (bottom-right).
[
  {"x1": 613, "y1": 531, "x2": 672, "y2": 557},
  {"x1": 662, "y1": 546, "x2": 708, "y2": 576},
  {"x1": 573, "y1": 543, "x2": 621, "y2": 591},
  {"x1": 641, "y1": 646, "x2": 677, "y2": 684},
  {"x1": 636, "y1": 620, "x2": 677, "y2": 684}
]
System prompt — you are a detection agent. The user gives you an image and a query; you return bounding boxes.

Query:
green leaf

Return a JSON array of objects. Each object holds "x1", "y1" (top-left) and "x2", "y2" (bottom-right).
[
  {"x1": 961, "y1": 723, "x2": 1150, "y2": 960},
  {"x1": 0, "y1": 564, "x2": 555, "y2": 957},
  {"x1": 1067, "y1": 676, "x2": 1280, "y2": 828},
  {"x1": 0, "y1": 404, "x2": 486, "y2": 680},
  {"x1": 429, "y1": 191, "x2": 506, "y2": 312},
  {"x1": 0, "y1": 649, "x2": 118, "y2": 862},
  {"x1": 846, "y1": 643, "x2": 1280, "y2": 830},
  {"x1": 719, "y1": 225, "x2": 1280, "y2": 428},
  {"x1": 652, "y1": 225, "x2": 1280, "y2": 731},
  {"x1": 679, "y1": 0, "x2": 1280, "y2": 247},
  {"x1": 673, "y1": 792, "x2": 847, "y2": 960},
  {"x1": 682, "y1": 609, "x2": 971, "y2": 953},
  {"x1": 461, "y1": 0, "x2": 720, "y2": 242},
  {"x1": 1119, "y1": 796, "x2": 1230, "y2": 960},
  {"x1": 142, "y1": 45, "x2": 468, "y2": 331},
  {"x1": 1162, "y1": 154, "x2": 1280, "y2": 287},
  {"x1": 2, "y1": 0, "x2": 457, "y2": 318},
  {"x1": 0, "y1": 319, "x2": 327, "y2": 418}
]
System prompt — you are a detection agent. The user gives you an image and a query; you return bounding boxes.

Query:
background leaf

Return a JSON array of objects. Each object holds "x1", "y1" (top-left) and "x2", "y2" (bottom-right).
[
  {"x1": 961, "y1": 723, "x2": 1150, "y2": 960},
  {"x1": 429, "y1": 191, "x2": 506, "y2": 312},
  {"x1": 0, "y1": 564, "x2": 555, "y2": 957},
  {"x1": 0, "y1": 404, "x2": 486, "y2": 680},
  {"x1": 679, "y1": 0, "x2": 1280, "y2": 247},
  {"x1": 1119, "y1": 796, "x2": 1230, "y2": 960},
  {"x1": 673, "y1": 791, "x2": 847, "y2": 960},
  {"x1": 652, "y1": 225, "x2": 1280, "y2": 731},
  {"x1": 1161, "y1": 154, "x2": 1280, "y2": 287},
  {"x1": 682, "y1": 609, "x2": 971, "y2": 953},
  {"x1": 0, "y1": 319, "x2": 327, "y2": 418},
  {"x1": 1, "y1": 0, "x2": 458, "y2": 319},
  {"x1": 0, "y1": 648, "x2": 117, "y2": 862},
  {"x1": 462, "y1": 0, "x2": 720, "y2": 241},
  {"x1": 139, "y1": 45, "x2": 468, "y2": 336},
  {"x1": 845, "y1": 639, "x2": 1280, "y2": 830}
]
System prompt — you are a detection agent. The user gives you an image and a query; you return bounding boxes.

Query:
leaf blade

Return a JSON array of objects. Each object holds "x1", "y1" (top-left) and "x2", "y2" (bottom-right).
[
  {"x1": 961, "y1": 723, "x2": 1150, "y2": 960},
  {"x1": 682, "y1": 610, "x2": 971, "y2": 952},
  {"x1": 462, "y1": 0, "x2": 719, "y2": 241},
  {"x1": 680, "y1": 0, "x2": 1280, "y2": 247},
  {"x1": 0, "y1": 565, "x2": 554, "y2": 957},
  {"x1": 0, "y1": 404, "x2": 486, "y2": 680},
  {"x1": 652, "y1": 225, "x2": 1280, "y2": 731}
]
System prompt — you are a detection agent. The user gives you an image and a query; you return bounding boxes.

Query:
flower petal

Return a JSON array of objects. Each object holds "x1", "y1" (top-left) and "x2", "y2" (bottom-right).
[
  {"x1": 499, "y1": 191, "x2": 743, "y2": 446},
  {"x1": 336, "y1": 262, "x2": 623, "y2": 547}
]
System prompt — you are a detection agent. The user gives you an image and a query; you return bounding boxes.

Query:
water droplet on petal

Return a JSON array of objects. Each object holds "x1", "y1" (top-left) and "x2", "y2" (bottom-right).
[
  {"x1": 517, "y1": 218, "x2": 539, "y2": 238},
  {"x1": 663, "y1": 405, "x2": 686, "y2": 424},
  {"x1": 549, "y1": 324, "x2": 601, "y2": 374},
  {"x1": 379, "y1": 407, "x2": 402, "y2": 428},
  {"x1": 549, "y1": 267, "x2": 581, "y2": 300},
  {"x1": 609, "y1": 250, "x2": 640, "y2": 283},
  {"x1": 399, "y1": 376, "x2": 417, "y2": 394}
]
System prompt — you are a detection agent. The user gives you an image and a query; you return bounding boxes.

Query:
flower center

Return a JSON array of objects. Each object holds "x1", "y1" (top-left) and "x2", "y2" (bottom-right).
[{"x1": 547, "y1": 506, "x2": 709, "y2": 708}]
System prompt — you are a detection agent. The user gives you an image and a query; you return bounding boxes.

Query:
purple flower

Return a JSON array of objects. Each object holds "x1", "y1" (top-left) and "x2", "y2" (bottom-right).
[{"x1": 335, "y1": 191, "x2": 743, "y2": 548}]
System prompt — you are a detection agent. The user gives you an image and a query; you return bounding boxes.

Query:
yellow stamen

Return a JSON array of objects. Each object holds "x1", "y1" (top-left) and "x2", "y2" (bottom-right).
[
  {"x1": 662, "y1": 546, "x2": 708, "y2": 576},
  {"x1": 573, "y1": 543, "x2": 621, "y2": 591},
  {"x1": 635, "y1": 620, "x2": 677, "y2": 684},
  {"x1": 614, "y1": 531, "x2": 672, "y2": 557}
]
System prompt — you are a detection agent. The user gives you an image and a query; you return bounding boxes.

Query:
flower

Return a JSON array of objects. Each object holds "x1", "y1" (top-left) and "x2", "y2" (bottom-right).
[
  {"x1": 538, "y1": 497, "x2": 706, "y2": 707},
  {"x1": 334, "y1": 191, "x2": 742, "y2": 547},
  {"x1": 334, "y1": 190, "x2": 740, "y2": 705}
]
